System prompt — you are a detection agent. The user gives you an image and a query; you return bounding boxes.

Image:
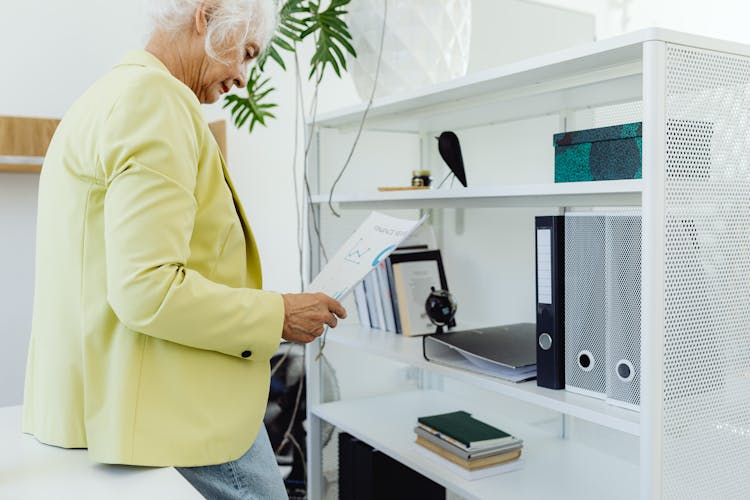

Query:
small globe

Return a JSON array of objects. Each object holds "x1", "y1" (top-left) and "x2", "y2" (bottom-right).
[{"x1": 425, "y1": 287, "x2": 457, "y2": 327}]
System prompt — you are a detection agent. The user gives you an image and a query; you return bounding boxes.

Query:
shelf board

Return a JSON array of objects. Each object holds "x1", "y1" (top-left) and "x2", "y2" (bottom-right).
[
  {"x1": 312, "y1": 390, "x2": 638, "y2": 500},
  {"x1": 311, "y1": 180, "x2": 642, "y2": 210},
  {"x1": 0, "y1": 163, "x2": 42, "y2": 174},
  {"x1": 313, "y1": 28, "x2": 750, "y2": 133},
  {"x1": 323, "y1": 324, "x2": 640, "y2": 436},
  {"x1": 0, "y1": 155, "x2": 44, "y2": 174}
]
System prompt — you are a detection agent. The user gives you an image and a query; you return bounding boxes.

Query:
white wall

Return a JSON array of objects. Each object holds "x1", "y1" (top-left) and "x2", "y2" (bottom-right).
[
  {"x1": 0, "y1": 174, "x2": 39, "y2": 408},
  {"x1": 0, "y1": 0, "x2": 595, "y2": 407},
  {"x1": 0, "y1": 1, "x2": 144, "y2": 407},
  {"x1": 533, "y1": 0, "x2": 750, "y2": 44}
]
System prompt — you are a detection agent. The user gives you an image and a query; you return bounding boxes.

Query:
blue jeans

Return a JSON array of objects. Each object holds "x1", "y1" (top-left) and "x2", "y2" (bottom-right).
[{"x1": 176, "y1": 425, "x2": 288, "y2": 500}]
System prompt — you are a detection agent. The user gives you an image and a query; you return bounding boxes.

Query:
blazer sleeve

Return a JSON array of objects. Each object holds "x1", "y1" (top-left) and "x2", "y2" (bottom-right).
[{"x1": 98, "y1": 72, "x2": 283, "y2": 361}]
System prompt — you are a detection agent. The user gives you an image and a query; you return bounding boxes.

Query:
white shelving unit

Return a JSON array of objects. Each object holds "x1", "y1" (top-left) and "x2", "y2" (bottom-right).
[
  {"x1": 324, "y1": 325, "x2": 639, "y2": 436},
  {"x1": 305, "y1": 28, "x2": 750, "y2": 500},
  {"x1": 309, "y1": 180, "x2": 642, "y2": 210},
  {"x1": 313, "y1": 391, "x2": 638, "y2": 500}
]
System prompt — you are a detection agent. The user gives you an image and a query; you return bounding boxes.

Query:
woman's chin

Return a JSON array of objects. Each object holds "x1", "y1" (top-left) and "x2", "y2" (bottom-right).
[{"x1": 201, "y1": 92, "x2": 221, "y2": 105}]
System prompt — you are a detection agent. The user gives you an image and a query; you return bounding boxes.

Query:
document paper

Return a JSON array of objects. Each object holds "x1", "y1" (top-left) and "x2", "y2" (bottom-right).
[{"x1": 306, "y1": 211, "x2": 427, "y2": 300}]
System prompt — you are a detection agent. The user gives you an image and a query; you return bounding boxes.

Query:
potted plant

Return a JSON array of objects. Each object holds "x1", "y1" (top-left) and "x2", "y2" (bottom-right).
[{"x1": 223, "y1": 0, "x2": 356, "y2": 132}]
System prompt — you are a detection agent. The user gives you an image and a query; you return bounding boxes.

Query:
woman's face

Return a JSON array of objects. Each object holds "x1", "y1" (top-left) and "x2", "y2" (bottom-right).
[{"x1": 194, "y1": 39, "x2": 259, "y2": 104}]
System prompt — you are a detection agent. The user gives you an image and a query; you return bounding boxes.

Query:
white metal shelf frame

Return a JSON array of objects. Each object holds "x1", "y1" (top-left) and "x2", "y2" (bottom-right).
[
  {"x1": 314, "y1": 28, "x2": 750, "y2": 134},
  {"x1": 304, "y1": 28, "x2": 750, "y2": 500}
]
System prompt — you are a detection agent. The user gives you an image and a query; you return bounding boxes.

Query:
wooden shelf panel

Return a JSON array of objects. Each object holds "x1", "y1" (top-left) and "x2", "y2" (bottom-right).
[
  {"x1": 0, "y1": 116, "x2": 59, "y2": 174},
  {"x1": 0, "y1": 162, "x2": 43, "y2": 174}
]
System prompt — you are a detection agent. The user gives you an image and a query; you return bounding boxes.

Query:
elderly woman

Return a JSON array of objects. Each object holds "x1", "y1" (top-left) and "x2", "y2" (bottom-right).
[{"x1": 22, "y1": 0, "x2": 345, "y2": 498}]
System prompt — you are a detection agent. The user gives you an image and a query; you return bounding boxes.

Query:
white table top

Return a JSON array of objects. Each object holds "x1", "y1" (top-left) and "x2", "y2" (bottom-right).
[{"x1": 0, "y1": 405, "x2": 202, "y2": 499}]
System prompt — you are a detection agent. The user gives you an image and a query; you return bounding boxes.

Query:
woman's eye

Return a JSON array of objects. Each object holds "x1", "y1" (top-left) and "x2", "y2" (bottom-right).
[{"x1": 245, "y1": 44, "x2": 259, "y2": 60}]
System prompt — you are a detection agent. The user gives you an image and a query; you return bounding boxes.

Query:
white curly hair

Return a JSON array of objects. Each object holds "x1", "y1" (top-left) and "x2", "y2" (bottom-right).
[{"x1": 145, "y1": 0, "x2": 277, "y2": 63}]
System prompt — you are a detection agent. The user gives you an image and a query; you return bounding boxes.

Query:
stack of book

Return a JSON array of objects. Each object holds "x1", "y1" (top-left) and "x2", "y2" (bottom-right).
[
  {"x1": 414, "y1": 410, "x2": 524, "y2": 480},
  {"x1": 353, "y1": 247, "x2": 455, "y2": 336}
]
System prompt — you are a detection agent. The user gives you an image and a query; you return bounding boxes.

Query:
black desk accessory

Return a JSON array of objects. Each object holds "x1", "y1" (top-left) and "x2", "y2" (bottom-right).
[
  {"x1": 425, "y1": 287, "x2": 457, "y2": 334},
  {"x1": 436, "y1": 131, "x2": 467, "y2": 187}
]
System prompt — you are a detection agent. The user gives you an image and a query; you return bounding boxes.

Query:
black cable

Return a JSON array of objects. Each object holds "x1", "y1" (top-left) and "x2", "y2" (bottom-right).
[
  {"x1": 291, "y1": 44, "x2": 305, "y2": 293},
  {"x1": 327, "y1": 0, "x2": 389, "y2": 218},
  {"x1": 294, "y1": 50, "x2": 329, "y2": 266}
]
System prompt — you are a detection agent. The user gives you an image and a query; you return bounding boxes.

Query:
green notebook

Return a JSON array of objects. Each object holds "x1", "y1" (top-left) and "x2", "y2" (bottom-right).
[{"x1": 417, "y1": 411, "x2": 515, "y2": 449}]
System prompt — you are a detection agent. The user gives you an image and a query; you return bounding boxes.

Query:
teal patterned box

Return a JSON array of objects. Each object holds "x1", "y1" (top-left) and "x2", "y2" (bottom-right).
[{"x1": 553, "y1": 122, "x2": 642, "y2": 182}]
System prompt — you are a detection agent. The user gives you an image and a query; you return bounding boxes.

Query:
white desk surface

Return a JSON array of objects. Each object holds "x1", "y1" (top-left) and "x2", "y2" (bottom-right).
[{"x1": 0, "y1": 405, "x2": 202, "y2": 499}]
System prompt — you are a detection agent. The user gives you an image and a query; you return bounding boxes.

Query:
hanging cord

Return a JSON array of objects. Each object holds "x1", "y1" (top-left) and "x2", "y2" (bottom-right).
[
  {"x1": 326, "y1": 0, "x2": 389, "y2": 218},
  {"x1": 292, "y1": 38, "x2": 330, "y2": 295},
  {"x1": 279, "y1": 33, "x2": 339, "y2": 485},
  {"x1": 291, "y1": 44, "x2": 305, "y2": 293},
  {"x1": 286, "y1": 432, "x2": 307, "y2": 481},
  {"x1": 315, "y1": 325, "x2": 329, "y2": 360},
  {"x1": 296, "y1": 49, "x2": 329, "y2": 265},
  {"x1": 270, "y1": 345, "x2": 291, "y2": 378},
  {"x1": 275, "y1": 346, "x2": 307, "y2": 460},
  {"x1": 314, "y1": 0, "x2": 389, "y2": 360}
]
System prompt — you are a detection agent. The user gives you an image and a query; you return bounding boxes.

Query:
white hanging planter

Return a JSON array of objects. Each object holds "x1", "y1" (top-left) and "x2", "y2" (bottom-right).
[{"x1": 346, "y1": 0, "x2": 472, "y2": 100}]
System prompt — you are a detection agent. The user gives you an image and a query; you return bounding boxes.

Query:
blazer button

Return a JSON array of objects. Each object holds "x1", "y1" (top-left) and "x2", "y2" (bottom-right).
[{"x1": 241, "y1": 350, "x2": 252, "y2": 358}]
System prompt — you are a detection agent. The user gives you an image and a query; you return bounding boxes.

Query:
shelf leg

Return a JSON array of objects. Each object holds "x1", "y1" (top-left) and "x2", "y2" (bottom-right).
[
  {"x1": 306, "y1": 340, "x2": 324, "y2": 500},
  {"x1": 454, "y1": 208, "x2": 465, "y2": 235}
]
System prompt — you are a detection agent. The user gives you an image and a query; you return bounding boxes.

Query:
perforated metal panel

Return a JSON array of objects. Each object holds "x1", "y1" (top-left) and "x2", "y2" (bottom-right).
[
  {"x1": 593, "y1": 101, "x2": 643, "y2": 129},
  {"x1": 605, "y1": 214, "x2": 641, "y2": 410},
  {"x1": 565, "y1": 214, "x2": 607, "y2": 398},
  {"x1": 662, "y1": 43, "x2": 750, "y2": 499},
  {"x1": 571, "y1": 101, "x2": 643, "y2": 132}
]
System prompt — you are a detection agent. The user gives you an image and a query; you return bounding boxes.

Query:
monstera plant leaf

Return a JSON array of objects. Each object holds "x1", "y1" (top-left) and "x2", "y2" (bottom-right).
[
  {"x1": 302, "y1": 0, "x2": 356, "y2": 81},
  {"x1": 224, "y1": 0, "x2": 357, "y2": 132},
  {"x1": 223, "y1": 66, "x2": 278, "y2": 133}
]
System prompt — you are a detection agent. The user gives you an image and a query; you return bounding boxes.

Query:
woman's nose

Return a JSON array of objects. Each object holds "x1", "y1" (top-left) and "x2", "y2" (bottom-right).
[{"x1": 234, "y1": 61, "x2": 249, "y2": 89}]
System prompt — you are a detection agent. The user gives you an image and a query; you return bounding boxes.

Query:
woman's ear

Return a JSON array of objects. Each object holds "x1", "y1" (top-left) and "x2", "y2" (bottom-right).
[{"x1": 194, "y1": 2, "x2": 210, "y2": 35}]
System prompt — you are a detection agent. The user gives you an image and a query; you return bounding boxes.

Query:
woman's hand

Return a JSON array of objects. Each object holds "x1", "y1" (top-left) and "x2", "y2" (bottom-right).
[{"x1": 281, "y1": 293, "x2": 347, "y2": 344}]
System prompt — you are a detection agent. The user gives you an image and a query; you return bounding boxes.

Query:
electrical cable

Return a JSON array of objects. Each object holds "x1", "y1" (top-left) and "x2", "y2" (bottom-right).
[
  {"x1": 316, "y1": 0, "x2": 388, "y2": 359},
  {"x1": 295, "y1": 50, "x2": 329, "y2": 265},
  {"x1": 285, "y1": 432, "x2": 307, "y2": 481},
  {"x1": 326, "y1": 0, "x2": 389, "y2": 218},
  {"x1": 315, "y1": 325, "x2": 329, "y2": 360},
  {"x1": 280, "y1": 0, "x2": 390, "y2": 485},
  {"x1": 283, "y1": 34, "x2": 333, "y2": 487},
  {"x1": 270, "y1": 345, "x2": 291, "y2": 378},
  {"x1": 290, "y1": 43, "x2": 305, "y2": 293},
  {"x1": 274, "y1": 344, "x2": 305, "y2": 456}
]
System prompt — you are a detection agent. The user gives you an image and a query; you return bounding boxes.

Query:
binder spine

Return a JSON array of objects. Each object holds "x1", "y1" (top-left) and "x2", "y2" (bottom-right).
[{"x1": 535, "y1": 216, "x2": 565, "y2": 389}]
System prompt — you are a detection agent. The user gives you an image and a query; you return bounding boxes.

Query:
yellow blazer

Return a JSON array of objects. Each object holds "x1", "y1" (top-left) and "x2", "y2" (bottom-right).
[{"x1": 23, "y1": 50, "x2": 284, "y2": 467}]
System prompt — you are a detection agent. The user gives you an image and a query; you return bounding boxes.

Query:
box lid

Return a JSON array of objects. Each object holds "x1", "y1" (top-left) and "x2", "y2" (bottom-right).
[{"x1": 553, "y1": 121, "x2": 642, "y2": 147}]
